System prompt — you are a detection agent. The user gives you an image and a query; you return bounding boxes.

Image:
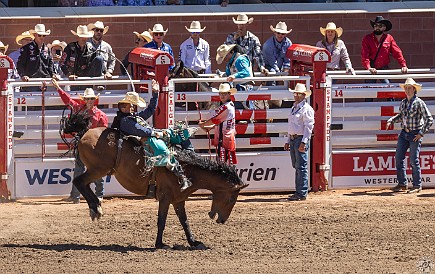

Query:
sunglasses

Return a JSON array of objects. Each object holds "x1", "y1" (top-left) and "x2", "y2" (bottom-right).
[
  {"x1": 84, "y1": 98, "x2": 96, "y2": 101},
  {"x1": 373, "y1": 23, "x2": 385, "y2": 28},
  {"x1": 94, "y1": 29, "x2": 104, "y2": 33},
  {"x1": 153, "y1": 33, "x2": 164, "y2": 36},
  {"x1": 191, "y1": 32, "x2": 200, "y2": 35},
  {"x1": 37, "y1": 34, "x2": 46, "y2": 37},
  {"x1": 135, "y1": 38, "x2": 143, "y2": 43}
]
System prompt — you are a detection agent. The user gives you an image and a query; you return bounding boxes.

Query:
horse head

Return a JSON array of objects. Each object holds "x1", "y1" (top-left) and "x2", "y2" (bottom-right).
[{"x1": 169, "y1": 61, "x2": 205, "y2": 93}]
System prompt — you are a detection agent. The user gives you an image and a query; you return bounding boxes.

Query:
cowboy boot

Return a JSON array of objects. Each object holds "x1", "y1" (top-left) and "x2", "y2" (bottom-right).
[{"x1": 169, "y1": 164, "x2": 192, "y2": 191}]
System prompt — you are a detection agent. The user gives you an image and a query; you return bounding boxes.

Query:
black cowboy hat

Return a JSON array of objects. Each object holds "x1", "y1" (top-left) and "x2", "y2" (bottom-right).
[{"x1": 370, "y1": 16, "x2": 392, "y2": 32}]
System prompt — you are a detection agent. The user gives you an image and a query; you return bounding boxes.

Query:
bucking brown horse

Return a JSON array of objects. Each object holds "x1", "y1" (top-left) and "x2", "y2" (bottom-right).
[{"x1": 73, "y1": 127, "x2": 248, "y2": 249}]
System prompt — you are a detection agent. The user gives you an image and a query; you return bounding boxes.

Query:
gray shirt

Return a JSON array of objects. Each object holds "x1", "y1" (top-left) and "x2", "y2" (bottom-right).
[
  {"x1": 315, "y1": 39, "x2": 352, "y2": 70},
  {"x1": 88, "y1": 38, "x2": 116, "y2": 74}
]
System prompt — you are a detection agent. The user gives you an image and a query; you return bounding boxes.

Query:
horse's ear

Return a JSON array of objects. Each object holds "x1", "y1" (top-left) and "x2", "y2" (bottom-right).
[
  {"x1": 235, "y1": 184, "x2": 249, "y2": 190},
  {"x1": 179, "y1": 60, "x2": 184, "y2": 69}
]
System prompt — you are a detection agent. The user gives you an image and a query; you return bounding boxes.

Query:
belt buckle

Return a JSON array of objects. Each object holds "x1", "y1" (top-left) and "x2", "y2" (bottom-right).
[
  {"x1": 404, "y1": 128, "x2": 410, "y2": 133},
  {"x1": 290, "y1": 134, "x2": 297, "y2": 140}
]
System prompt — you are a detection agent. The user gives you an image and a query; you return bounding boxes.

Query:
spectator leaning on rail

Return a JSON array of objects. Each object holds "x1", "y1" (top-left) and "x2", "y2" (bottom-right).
[
  {"x1": 316, "y1": 22, "x2": 355, "y2": 75},
  {"x1": 144, "y1": 24, "x2": 175, "y2": 70},
  {"x1": 361, "y1": 16, "x2": 408, "y2": 84},
  {"x1": 225, "y1": 14, "x2": 268, "y2": 75},
  {"x1": 87, "y1": 21, "x2": 116, "y2": 80},
  {"x1": 386, "y1": 78, "x2": 433, "y2": 194},
  {"x1": 179, "y1": 21, "x2": 211, "y2": 74},
  {"x1": 199, "y1": 83, "x2": 237, "y2": 165},
  {"x1": 9, "y1": 31, "x2": 33, "y2": 66},
  {"x1": 121, "y1": 30, "x2": 152, "y2": 76},
  {"x1": 284, "y1": 83, "x2": 314, "y2": 201},
  {"x1": 50, "y1": 78, "x2": 108, "y2": 204},
  {"x1": 48, "y1": 40, "x2": 67, "y2": 79}
]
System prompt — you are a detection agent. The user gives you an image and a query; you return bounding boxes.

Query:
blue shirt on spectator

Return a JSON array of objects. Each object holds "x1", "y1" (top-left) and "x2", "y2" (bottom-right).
[
  {"x1": 117, "y1": 0, "x2": 153, "y2": 4},
  {"x1": 88, "y1": 0, "x2": 114, "y2": 6},
  {"x1": 262, "y1": 36, "x2": 292, "y2": 72},
  {"x1": 144, "y1": 40, "x2": 175, "y2": 70}
]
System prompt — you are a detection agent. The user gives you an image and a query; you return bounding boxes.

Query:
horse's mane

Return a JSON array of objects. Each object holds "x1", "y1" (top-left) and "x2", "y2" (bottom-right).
[{"x1": 175, "y1": 149, "x2": 243, "y2": 186}]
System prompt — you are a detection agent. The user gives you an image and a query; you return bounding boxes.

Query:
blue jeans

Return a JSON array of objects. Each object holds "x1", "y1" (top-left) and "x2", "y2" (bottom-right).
[
  {"x1": 71, "y1": 154, "x2": 104, "y2": 199},
  {"x1": 395, "y1": 130, "x2": 422, "y2": 188},
  {"x1": 289, "y1": 136, "x2": 309, "y2": 197}
]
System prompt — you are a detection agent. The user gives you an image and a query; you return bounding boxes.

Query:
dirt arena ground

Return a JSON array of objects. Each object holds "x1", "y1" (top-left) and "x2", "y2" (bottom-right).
[{"x1": 0, "y1": 189, "x2": 434, "y2": 274}]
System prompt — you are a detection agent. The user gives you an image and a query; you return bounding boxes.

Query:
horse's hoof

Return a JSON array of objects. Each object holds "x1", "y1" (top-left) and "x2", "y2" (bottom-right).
[
  {"x1": 89, "y1": 206, "x2": 103, "y2": 221},
  {"x1": 155, "y1": 243, "x2": 171, "y2": 250},
  {"x1": 191, "y1": 242, "x2": 207, "y2": 250}
]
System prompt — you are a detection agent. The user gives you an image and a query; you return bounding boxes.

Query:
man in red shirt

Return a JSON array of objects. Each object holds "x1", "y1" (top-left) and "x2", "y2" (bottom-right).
[{"x1": 361, "y1": 16, "x2": 408, "y2": 84}]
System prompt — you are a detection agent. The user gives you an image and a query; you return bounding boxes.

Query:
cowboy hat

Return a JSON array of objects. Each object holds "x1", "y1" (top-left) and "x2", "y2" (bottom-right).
[
  {"x1": 216, "y1": 44, "x2": 236, "y2": 65},
  {"x1": 291, "y1": 83, "x2": 312, "y2": 98},
  {"x1": 399, "y1": 78, "x2": 422, "y2": 93},
  {"x1": 185, "y1": 21, "x2": 206, "y2": 33},
  {"x1": 30, "y1": 24, "x2": 51, "y2": 36},
  {"x1": 133, "y1": 31, "x2": 152, "y2": 43},
  {"x1": 270, "y1": 22, "x2": 292, "y2": 34},
  {"x1": 212, "y1": 83, "x2": 237, "y2": 95},
  {"x1": 370, "y1": 15, "x2": 392, "y2": 32},
  {"x1": 47, "y1": 40, "x2": 67, "y2": 50},
  {"x1": 232, "y1": 14, "x2": 254, "y2": 25},
  {"x1": 148, "y1": 24, "x2": 168, "y2": 34},
  {"x1": 15, "y1": 31, "x2": 34, "y2": 46},
  {"x1": 79, "y1": 88, "x2": 100, "y2": 100},
  {"x1": 87, "y1": 21, "x2": 109, "y2": 35},
  {"x1": 0, "y1": 41, "x2": 9, "y2": 53},
  {"x1": 320, "y1": 22, "x2": 343, "y2": 37},
  {"x1": 118, "y1": 91, "x2": 147, "y2": 108},
  {"x1": 71, "y1": 25, "x2": 94, "y2": 38}
]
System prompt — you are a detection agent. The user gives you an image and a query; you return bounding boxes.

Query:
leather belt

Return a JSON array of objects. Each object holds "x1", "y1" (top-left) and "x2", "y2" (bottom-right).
[
  {"x1": 404, "y1": 128, "x2": 410, "y2": 133},
  {"x1": 289, "y1": 134, "x2": 303, "y2": 140}
]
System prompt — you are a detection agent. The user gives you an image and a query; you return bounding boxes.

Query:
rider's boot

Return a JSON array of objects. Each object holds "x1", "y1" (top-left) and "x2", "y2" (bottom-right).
[{"x1": 169, "y1": 163, "x2": 192, "y2": 191}]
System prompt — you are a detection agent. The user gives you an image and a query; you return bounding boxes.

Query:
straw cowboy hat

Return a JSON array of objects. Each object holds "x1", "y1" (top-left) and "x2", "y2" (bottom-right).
[
  {"x1": 118, "y1": 91, "x2": 147, "y2": 108},
  {"x1": 30, "y1": 24, "x2": 51, "y2": 36},
  {"x1": 47, "y1": 40, "x2": 67, "y2": 50},
  {"x1": 370, "y1": 15, "x2": 392, "y2": 32},
  {"x1": 15, "y1": 31, "x2": 34, "y2": 46},
  {"x1": 0, "y1": 41, "x2": 9, "y2": 53},
  {"x1": 71, "y1": 25, "x2": 94, "y2": 38},
  {"x1": 320, "y1": 22, "x2": 343, "y2": 38},
  {"x1": 133, "y1": 31, "x2": 152, "y2": 43},
  {"x1": 148, "y1": 24, "x2": 168, "y2": 34},
  {"x1": 233, "y1": 14, "x2": 254, "y2": 25},
  {"x1": 399, "y1": 78, "x2": 422, "y2": 93},
  {"x1": 185, "y1": 21, "x2": 206, "y2": 33},
  {"x1": 291, "y1": 83, "x2": 312, "y2": 98},
  {"x1": 270, "y1": 22, "x2": 292, "y2": 34},
  {"x1": 87, "y1": 21, "x2": 109, "y2": 35},
  {"x1": 216, "y1": 44, "x2": 236, "y2": 65},
  {"x1": 212, "y1": 83, "x2": 237, "y2": 95},
  {"x1": 79, "y1": 88, "x2": 99, "y2": 100}
]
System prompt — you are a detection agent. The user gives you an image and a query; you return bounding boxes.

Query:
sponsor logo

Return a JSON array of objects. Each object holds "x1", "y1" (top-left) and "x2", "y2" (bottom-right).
[
  {"x1": 237, "y1": 163, "x2": 277, "y2": 182},
  {"x1": 292, "y1": 47, "x2": 313, "y2": 58},
  {"x1": 24, "y1": 168, "x2": 111, "y2": 185}
]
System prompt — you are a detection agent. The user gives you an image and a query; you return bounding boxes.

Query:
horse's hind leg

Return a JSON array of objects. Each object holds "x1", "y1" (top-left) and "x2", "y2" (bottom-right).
[
  {"x1": 173, "y1": 201, "x2": 205, "y2": 249},
  {"x1": 73, "y1": 172, "x2": 103, "y2": 221}
]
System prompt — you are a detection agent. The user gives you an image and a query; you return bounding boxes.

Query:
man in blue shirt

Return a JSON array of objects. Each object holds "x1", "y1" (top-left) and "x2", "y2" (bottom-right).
[
  {"x1": 262, "y1": 22, "x2": 292, "y2": 77},
  {"x1": 144, "y1": 24, "x2": 175, "y2": 70}
]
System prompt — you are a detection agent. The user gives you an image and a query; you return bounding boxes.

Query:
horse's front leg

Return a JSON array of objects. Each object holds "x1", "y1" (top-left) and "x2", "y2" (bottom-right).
[
  {"x1": 73, "y1": 173, "x2": 102, "y2": 221},
  {"x1": 173, "y1": 201, "x2": 206, "y2": 249},
  {"x1": 155, "y1": 200, "x2": 171, "y2": 249}
]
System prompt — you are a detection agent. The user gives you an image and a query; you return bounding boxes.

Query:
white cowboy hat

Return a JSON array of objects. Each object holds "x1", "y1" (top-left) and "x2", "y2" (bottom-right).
[
  {"x1": 233, "y1": 14, "x2": 254, "y2": 25},
  {"x1": 133, "y1": 31, "x2": 152, "y2": 43},
  {"x1": 47, "y1": 40, "x2": 67, "y2": 50},
  {"x1": 185, "y1": 21, "x2": 206, "y2": 33},
  {"x1": 30, "y1": 24, "x2": 51, "y2": 36},
  {"x1": 0, "y1": 41, "x2": 9, "y2": 53},
  {"x1": 270, "y1": 22, "x2": 292, "y2": 34},
  {"x1": 79, "y1": 88, "x2": 100, "y2": 100},
  {"x1": 216, "y1": 44, "x2": 236, "y2": 65},
  {"x1": 320, "y1": 22, "x2": 343, "y2": 38},
  {"x1": 118, "y1": 91, "x2": 147, "y2": 108},
  {"x1": 291, "y1": 83, "x2": 312, "y2": 98},
  {"x1": 71, "y1": 25, "x2": 94, "y2": 38},
  {"x1": 399, "y1": 78, "x2": 422, "y2": 92},
  {"x1": 15, "y1": 31, "x2": 34, "y2": 46},
  {"x1": 212, "y1": 83, "x2": 237, "y2": 95},
  {"x1": 87, "y1": 21, "x2": 109, "y2": 35},
  {"x1": 148, "y1": 24, "x2": 168, "y2": 34}
]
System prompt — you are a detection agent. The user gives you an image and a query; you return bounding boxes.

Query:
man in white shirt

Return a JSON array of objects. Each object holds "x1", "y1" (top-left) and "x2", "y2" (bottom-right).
[{"x1": 179, "y1": 21, "x2": 211, "y2": 74}]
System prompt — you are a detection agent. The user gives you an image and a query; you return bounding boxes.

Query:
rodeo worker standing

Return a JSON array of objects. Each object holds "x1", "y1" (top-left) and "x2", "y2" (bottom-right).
[
  {"x1": 387, "y1": 78, "x2": 433, "y2": 194},
  {"x1": 284, "y1": 83, "x2": 314, "y2": 201}
]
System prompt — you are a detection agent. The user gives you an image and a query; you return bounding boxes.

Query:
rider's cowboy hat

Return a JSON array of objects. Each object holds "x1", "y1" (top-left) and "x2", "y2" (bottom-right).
[
  {"x1": 399, "y1": 78, "x2": 422, "y2": 93},
  {"x1": 320, "y1": 22, "x2": 343, "y2": 38},
  {"x1": 71, "y1": 25, "x2": 94, "y2": 38},
  {"x1": 216, "y1": 44, "x2": 236, "y2": 65},
  {"x1": 118, "y1": 91, "x2": 147, "y2": 108},
  {"x1": 212, "y1": 83, "x2": 237, "y2": 95},
  {"x1": 370, "y1": 15, "x2": 392, "y2": 32},
  {"x1": 79, "y1": 88, "x2": 100, "y2": 100},
  {"x1": 185, "y1": 21, "x2": 206, "y2": 33},
  {"x1": 133, "y1": 31, "x2": 152, "y2": 43},
  {"x1": 30, "y1": 24, "x2": 51, "y2": 36},
  {"x1": 291, "y1": 83, "x2": 312, "y2": 98},
  {"x1": 270, "y1": 22, "x2": 292, "y2": 34},
  {"x1": 87, "y1": 21, "x2": 109, "y2": 35},
  {"x1": 0, "y1": 41, "x2": 9, "y2": 53},
  {"x1": 233, "y1": 14, "x2": 254, "y2": 25},
  {"x1": 15, "y1": 31, "x2": 34, "y2": 46},
  {"x1": 148, "y1": 24, "x2": 168, "y2": 34},
  {"x1": 47, "y1": 40, "x2": 67, "y2": 50}
]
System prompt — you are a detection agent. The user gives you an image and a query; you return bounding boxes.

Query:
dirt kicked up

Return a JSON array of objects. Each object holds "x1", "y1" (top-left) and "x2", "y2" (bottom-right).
[{"x1": 0, "y1": 189, "x2": 434, "y2": 273}]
